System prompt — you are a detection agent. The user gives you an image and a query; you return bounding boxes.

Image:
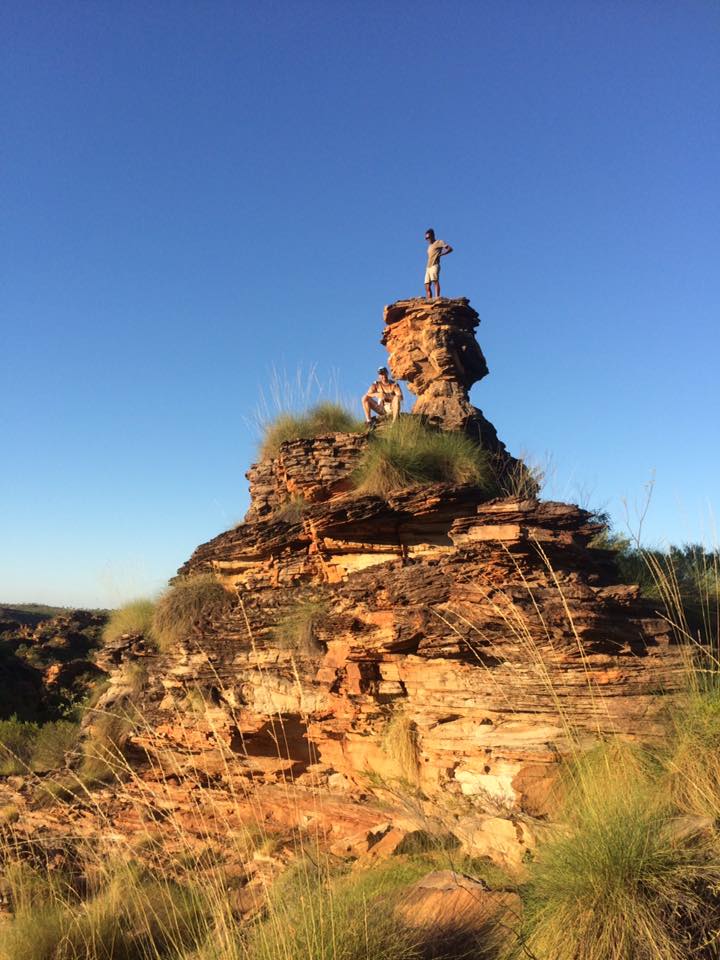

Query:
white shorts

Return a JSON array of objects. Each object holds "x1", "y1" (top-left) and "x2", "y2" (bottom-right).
[{"x1": 424, "y1": 264, "x2": 439, "y2": 284}]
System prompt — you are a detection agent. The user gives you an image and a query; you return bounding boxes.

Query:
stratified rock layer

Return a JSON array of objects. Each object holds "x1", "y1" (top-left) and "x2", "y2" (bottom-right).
[
  {"x1": 168, "y1": 478, "x2": 682, "y2": 818},
  {"x1": 382, "y1": 298, "x2": 501, "y2": 445},
  {"x1": 1, "y1": 297, "x2": 687, "y2": 875}
]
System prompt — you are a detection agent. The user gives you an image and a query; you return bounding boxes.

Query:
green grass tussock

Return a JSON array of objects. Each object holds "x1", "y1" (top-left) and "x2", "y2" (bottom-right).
[
  {"x1": 31, "y1": 720, "x2": 80, "y2": 771},
  {"x1": 352, "y1": 417, "x2": 499, "y2": 498},
  {"x1": 663, "y1": 686, "x2": 720, "y2": 827},
  {"x1": 152, "y1": 574, "x2": 232, "y2": 652},
  {"x1": 0, "y1": 718, "x2": 36, "y2": 774},
  {"x1": 246, "y1": 857, "x2": 428, "y2": 960},
  {"x1": 513, "y1": 739, "x2": 720, "y2": 960},
  {"x1": 102, "y1": 598, "x2": 156, "y2": 645},
  {"x1": 0, "y1": 862, "x2": 210, "y2": 960},
  {"x1": 271, "y1": 494, "x2": 307, "y2": 524},
  {"x1": 260, "y1": 401, "x2": 364, "y2": 460}
]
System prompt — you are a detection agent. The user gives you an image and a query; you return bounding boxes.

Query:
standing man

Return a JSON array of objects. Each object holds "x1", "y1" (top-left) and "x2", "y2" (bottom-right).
[{"x1": 424, "y1": 228, "x2": 453, "y2": 299}]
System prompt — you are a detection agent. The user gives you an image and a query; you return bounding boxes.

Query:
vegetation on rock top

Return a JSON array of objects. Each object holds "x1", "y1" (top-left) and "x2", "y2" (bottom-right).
[
  {"x1": 260, "y1": 401, "x2": 364, "y2": 460},
  {"x1": 103, "y1": 598, "x2": 156, "y2": 646},
  {"x1": 352, "y1": 417, "x2": 499, "y2": 498}
]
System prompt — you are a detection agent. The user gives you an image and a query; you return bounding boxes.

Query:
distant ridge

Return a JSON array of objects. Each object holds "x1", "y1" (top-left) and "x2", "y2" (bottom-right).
[{"x1": 0, "y1": 603, "x2": 87, "y2": 627}]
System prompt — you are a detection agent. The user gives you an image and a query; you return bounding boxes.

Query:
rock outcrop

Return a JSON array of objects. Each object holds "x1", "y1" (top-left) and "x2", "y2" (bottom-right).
[
  {"x1": 0, "y1": 296, "x2": 687, "y2": 876},
  {"x1": 383, "y1": 298, "x2": 502, "y2": 446},
  {"x1": 94, "y1": 296, "x2": 685, "y2": 863}
]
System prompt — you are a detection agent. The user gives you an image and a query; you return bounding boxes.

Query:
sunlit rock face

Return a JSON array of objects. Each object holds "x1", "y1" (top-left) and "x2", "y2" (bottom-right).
[
  {"x1": 21, "y1": 295, "x2": 683, "y2": 870},
  {"x1": 382, "y1": 297, "x2": 501, "y2": 446},
  {"x1": 162, "y1": 295, "x2": 684, "y2": 825}
]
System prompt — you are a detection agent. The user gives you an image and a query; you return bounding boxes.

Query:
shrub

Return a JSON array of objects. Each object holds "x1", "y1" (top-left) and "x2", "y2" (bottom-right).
[
  {"x1": 102, "y1": 598, "x2": 156, "y2": 645},
  {"x1": 0, "y1": 717, "x2": 37, "y2": 774},
  {"x1": 352, "y1": 417, "x2": 499, "y2": 498},
  {"x1": 274, "y1": 598, "x2": 328, "y2": 655},
  {"x1": 31, "y1": 720, "x2": 79, "y2": 771},
  {"x1": 260, "y1": 401, "x2": 364, "y2": 460},
  {"x1": 152, "y1": 574, "x2": 232, "y2": 652}
]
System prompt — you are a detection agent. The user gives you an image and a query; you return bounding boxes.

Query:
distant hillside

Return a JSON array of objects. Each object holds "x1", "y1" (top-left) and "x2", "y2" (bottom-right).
[{"x1": 0, "y1": 603, "x2": 71, "y2": 627}]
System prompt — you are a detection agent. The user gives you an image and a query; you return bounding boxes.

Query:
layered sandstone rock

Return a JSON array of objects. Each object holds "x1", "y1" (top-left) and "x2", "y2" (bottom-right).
[
  {"x1": 3, "y1": 296, "x2": 687, "y2": 876},
  {"x1": 382, "y1": 297, "x2": 502, "y2": 445},
  {"x1": 168, "y1": 492, "x2": 683, "y2": 821}
]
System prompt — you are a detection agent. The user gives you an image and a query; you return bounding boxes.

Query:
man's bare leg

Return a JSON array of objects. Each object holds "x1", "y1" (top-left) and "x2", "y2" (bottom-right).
[
  {"x1": 424, "y1": 283, "x2": 432, "y2": 299},
  {"x1": 362, "y1": 395, "x2": 383, "y2": 423},
  {"x1": 390, "y1": 395, "x2": 401, "y2": 421},
  {"x1": 434, "y1": 280, "x2": 441, "y2": 298}
]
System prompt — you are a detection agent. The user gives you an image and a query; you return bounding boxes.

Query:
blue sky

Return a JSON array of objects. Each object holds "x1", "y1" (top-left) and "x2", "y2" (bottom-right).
[{"x1": 1, "y1": 1, "x2": 718, "y2": 608}]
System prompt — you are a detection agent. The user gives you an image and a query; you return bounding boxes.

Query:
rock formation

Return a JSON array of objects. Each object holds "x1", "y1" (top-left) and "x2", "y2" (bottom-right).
[
  {"x1": 0, "y1": 296, "x2": 687, "y2": 877},
  {"x1": 382, "y1": 297, "x2": 502, "y2": 445}
]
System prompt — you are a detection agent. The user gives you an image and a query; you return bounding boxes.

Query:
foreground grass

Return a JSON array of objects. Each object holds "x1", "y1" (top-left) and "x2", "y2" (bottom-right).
[
  {"x1": 260, "y1": 402, "x2": 364, "y2": 460},
  {"x1": 245, "y1": 857, "x2": 429, "y2": 960},
  {"x1": 0, "y1": 862, "x2": 210, "y2": 960},
  {"x1": 352, "y1": 417, "x2": 499, "y2": 498},
  {"x1": 513, "y1": 727, "x2": 720, "y2": 960}
]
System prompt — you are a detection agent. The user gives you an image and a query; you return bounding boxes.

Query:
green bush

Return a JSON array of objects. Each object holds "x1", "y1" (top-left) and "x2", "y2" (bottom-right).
[
  {"x1": 260, "y1": 401, "x2": 364, "y2": 460},
  {"x1": 102, "y1": 598, "x2": 156, "y2": 644},
  {"x1": 152, "y1": 574, "x2": 232, "y2": 652},
  {"x1": 0, "y1": 717, "x2": 37, "y2": 775},
  {"x1": 352, "y1": 417, "x2": 499, "y2": 498}
]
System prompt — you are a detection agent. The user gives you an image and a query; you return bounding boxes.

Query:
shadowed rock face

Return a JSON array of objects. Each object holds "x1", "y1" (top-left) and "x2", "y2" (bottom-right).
[{"x1": 382, "y1": 297, "x2": 501, "y2": 444}]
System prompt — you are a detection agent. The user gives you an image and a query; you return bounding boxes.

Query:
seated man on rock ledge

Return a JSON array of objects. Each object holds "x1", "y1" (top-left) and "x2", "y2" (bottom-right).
[{"x1": 362, "y1": 367, "x2": 403, "y2": 425}]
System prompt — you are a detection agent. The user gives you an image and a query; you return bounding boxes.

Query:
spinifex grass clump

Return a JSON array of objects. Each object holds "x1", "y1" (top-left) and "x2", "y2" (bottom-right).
[
  {"x1": 0, "y1": 861, "x2": 210, "y2": 960},
  {"x1": 274, "y1": 598, "x2": 328, "y2": 654},
  {"x1": 382, "y1": 709, "x2": 421, "y2": 785},
  {"x1": 152, "y1": 573, "x2": 232, "y2": 652},
  {"x1": 102, "y1": 598, "x2": 156, "y2": 644},
  {"x1": 352, "y1": 417, "x2": 499, "y2": 498},
  {"x1": 514, "y1": 741, "x2": 720, "y2": 960},
  {"x1": 260, "y1": 401, "x2": 364, "y2": 460},
  {"x1": 663, "y1": 685, "x2": 720, "y2": 826},
  {"x1": 0, "y1": 718, "x2": 37, "y2": 774},
  {"x1": 246, "y1": 857, "x2": 428, "y2": 960}
]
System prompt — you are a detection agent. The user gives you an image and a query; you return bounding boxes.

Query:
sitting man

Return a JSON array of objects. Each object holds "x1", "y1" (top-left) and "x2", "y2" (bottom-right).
[{"x1": 362, "y1": 367, "x2": 403, "y2": 424}]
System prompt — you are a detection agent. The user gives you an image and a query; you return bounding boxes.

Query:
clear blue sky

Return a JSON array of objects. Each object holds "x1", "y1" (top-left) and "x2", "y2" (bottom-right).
[{"x1": 2, "y1": 1, "x2": 718, "y2": 608}]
